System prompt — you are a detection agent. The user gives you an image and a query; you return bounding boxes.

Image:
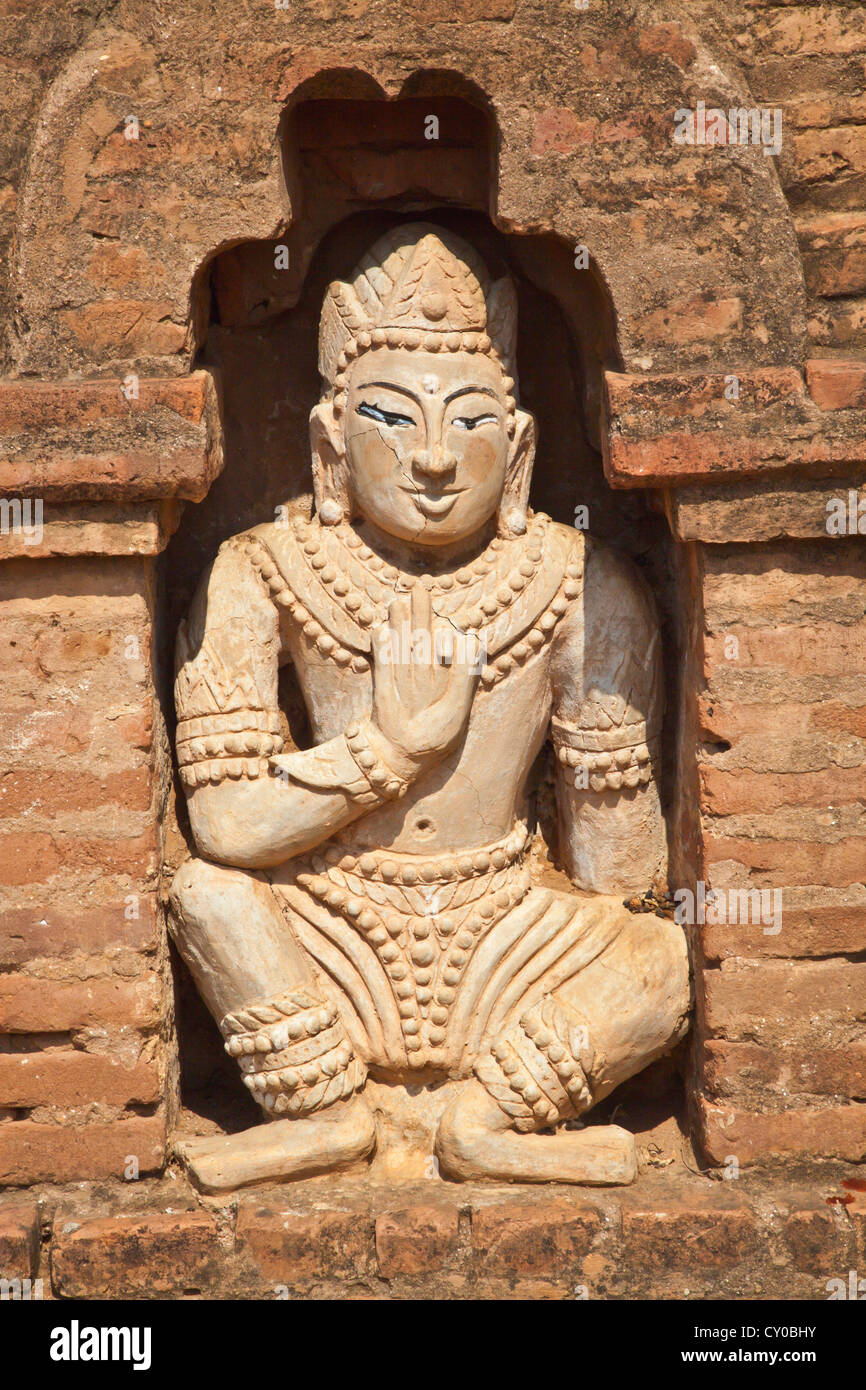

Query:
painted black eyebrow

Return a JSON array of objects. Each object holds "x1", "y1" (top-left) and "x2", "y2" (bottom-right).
[
  {"x1": 444, "y1": 385, "x2": 499, "y2": 405},
  {"x1": 358, "y1": 382, "x2": 499, "y2": 406},
  {"x1": 364, "y1": 382, "x2": 421, "y2": 404}
]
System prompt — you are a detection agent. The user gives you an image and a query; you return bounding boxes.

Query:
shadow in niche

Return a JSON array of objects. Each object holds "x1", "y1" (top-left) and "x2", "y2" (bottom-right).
[{"x1": 160, "y1": 205, "x2": 684, "y2": 1142}]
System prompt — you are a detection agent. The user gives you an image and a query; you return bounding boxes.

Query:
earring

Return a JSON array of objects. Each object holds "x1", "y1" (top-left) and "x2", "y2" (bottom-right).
[
  {"x1": 498, "y1": 505, "x2": 527, "y2": 538},
  {"x1": 318, "y1": 498, "x2": 344, "y2": 526}
]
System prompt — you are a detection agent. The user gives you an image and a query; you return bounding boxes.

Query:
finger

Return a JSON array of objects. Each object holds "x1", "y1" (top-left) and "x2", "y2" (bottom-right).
[
  {"x1": 371, "y1": 619, "x2": 394, "y2": 670},
  {"x1": 449, "y1": 632, "x2": 482, "y2": 687},
  {"x1": 434, "y1": 622, "x2": 454, "y2": 667},
  {"x1": 411, "y1": 584, "x2": 435, "y2": 675},
  {"x1": 388, "y1": 595, "x2": 411, "y2": 638}
]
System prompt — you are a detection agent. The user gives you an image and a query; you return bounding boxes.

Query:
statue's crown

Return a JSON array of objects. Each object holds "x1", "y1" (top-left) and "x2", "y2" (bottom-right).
[{"x1": 319, "y1": 223, "x2": 517, "y2": 394}]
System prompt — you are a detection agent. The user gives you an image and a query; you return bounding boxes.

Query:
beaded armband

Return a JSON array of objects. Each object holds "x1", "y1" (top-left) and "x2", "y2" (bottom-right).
[
  {"x1": 220, "y1": 989, "x2": 366, "y2": 1117},
  {"x1": 551, "y1": 714, "x2": 660, "y2": 793},
  {"x1": 177, "y1": 711, "x2": 284, "y2": 789},
  {"x1": 475, "y1": 996, "x2": 597, "y2": 1133},
  {"x1": 344, "y1": 719, "x2": 410, "y2": 804}
]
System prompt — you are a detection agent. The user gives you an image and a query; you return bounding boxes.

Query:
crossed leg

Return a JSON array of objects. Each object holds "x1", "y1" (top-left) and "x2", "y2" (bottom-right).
[
  {"x1": 168, "y1": 857, "x2": 375, "y2": 1192},
  {"x1": 435, "y1": 899, "x2": 691, "y2": 1185}
]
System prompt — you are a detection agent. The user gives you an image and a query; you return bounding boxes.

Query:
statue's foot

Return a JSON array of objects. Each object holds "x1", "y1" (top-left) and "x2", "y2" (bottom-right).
[
  {"x1": 435, "y1": 1081, "x2": 636, "y2": 1186},
  {"x1": 176, "y1": 1096, "x2": 377, "y2": 1194}
]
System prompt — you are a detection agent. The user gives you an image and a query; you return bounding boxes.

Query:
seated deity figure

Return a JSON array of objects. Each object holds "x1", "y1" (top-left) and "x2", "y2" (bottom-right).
[{"x1": 169, "y1": 223, "x2": 691, "y2": 1192}]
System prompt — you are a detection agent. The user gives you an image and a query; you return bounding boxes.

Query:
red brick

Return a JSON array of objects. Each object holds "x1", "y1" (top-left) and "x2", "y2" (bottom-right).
[
  {"x1": 636, "y1": 295, "x2": 742, "y2": 346},
  {"x1": 799, "y1": 216, "x2": 866, "y2": 297},
  {"x1": 755, "y1": 8, "x2": 866, "y2": 59},
  {"x1": 702, "y1": 903, "x2": 866, "y2": 961},
  {"x1": 0, "y1": 833, "x2": 61, "y2": 885},
  {"x1": 51, "y1": 1212, "x2": 220, "y2": 1297},
  {"x1": 698, "y1": 698, "x2": 866, "y2": 745},
  {"x1": 806, "y1": 357, "x2": 866, "y2": 410},
  {"x1": 0, "y1": 975, "x2": 160, "y2": 1033},
  {"x1": 702, "y1": 1040, "x2": 866, "y2": 1103},
  {"x1": 621, "y1": 1204, "x2": 758, "y2": 1270},
  {"x1": 0, "y1": 899, "x2": 158, "y2": 965},
  {"x1": 703, "y1": 835, "x2": 865, "y2": 887},
  {"x1": 0, "y1": 373, "x2": 222, "y2": 503},
  {"x1": 532, "y1": 108, "x2": 596, "y2": 156},
  {"x1": 809, "y1": 296, "x2": 866, "y2": 352},
  {"x1": 0, "y1": 1114, "x2": 165, "y2": 1185},
  {"x1": 697, "y1": 1097, "x2": 866, "y2": 1165},
  {"x1": 0, "y1": 376, "x2": 209, "y2": 435},
  {"x1": 471, "y1": 1201, "x2": 599, "y2": 1276},
  {"x1": 0, "y1": 1202, "x2": 39, "y2": 1279},
  {"x1": 699, "y1": 765, "x2": 866, "y2": 816},
  {"x1": 607, "y1": 418, "x2": 865, "y2": 487},
  {"x1": 236, "y1": 1205, "x2": 373, "y2": 1283},
  {"x1": 783, "y1": 1208, "x2": 854, "y2": 1274},
  {"x1": 790, "y1": 126, "x2": 866, "y2": 187},
  {"x1": 375, "y1": 1203, "x2": 460, "y2": 1278},
  {"x1": 636, "y1": 23, "x2": 696, "y2": 69},
  {"x1": 0, "y1": 829, "x2": 159, "y2": 885},
  {"x1": 0, "y1": 767, "x2": 152, "y2": 816},
  {"x1": 59, "y1": 301, "x2": 186, "y2": 357},
  {"x1": 704, "y1": 621, "x2": 866, "y2": 678},
  {"x1": 703, "y1": 960, "x2": 866, "y2": 1045},
  {"x1": 0, "y1": 703, "x2": 152, "y2": 761},
  {"x1": 0, "y1": 1051, "x2": 159, "y2": 1109}
]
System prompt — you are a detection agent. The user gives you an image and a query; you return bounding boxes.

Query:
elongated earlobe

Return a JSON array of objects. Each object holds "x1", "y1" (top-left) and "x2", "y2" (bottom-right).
[
  {"x1": 309, "y1": 401, "x2": 352, "y2": 525},
  {"x1": 497, "y1": 408, "x2": 535, "y2": 538}
]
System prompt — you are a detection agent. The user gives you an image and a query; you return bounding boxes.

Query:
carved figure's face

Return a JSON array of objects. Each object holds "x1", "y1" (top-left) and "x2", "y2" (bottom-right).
[{"x1": 341, "y1": 347, "x2": 517, "y2": 546}]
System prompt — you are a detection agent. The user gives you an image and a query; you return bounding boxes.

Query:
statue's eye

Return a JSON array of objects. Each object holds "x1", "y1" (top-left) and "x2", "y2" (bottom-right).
[
  {"x1": 357, "y1": 401, "x2": 414, "y2": 428},
  {"x1": 452, "y1": 413, "x2": 498, "y2": 431}
]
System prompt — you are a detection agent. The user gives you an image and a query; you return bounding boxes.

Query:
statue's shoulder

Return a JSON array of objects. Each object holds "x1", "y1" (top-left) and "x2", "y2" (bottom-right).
[
  {"x1": 544, "y1": 518, "x2": 586, "y2": 565},
  {"x1": 213, "y1": 516, "x2": 307, "y2": 597}
]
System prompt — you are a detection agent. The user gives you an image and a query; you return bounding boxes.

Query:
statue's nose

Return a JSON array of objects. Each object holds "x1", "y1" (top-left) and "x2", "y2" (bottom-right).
[{"x1": 411, "y1": 445, "x2": 457, "y2": 481}]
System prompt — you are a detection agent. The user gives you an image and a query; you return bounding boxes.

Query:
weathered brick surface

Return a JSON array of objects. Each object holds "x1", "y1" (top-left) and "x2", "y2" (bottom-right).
[
  {"x1": 697, "y1": 1098, "x2": 866, "y2": 1166},
  {"x1": 0, "y1": 373, "x2": 222, "y2": 502},
  {"x1": 0, "y1": 898, "x2": 159, "y2": 966},
  {"x1": 799, "y1": 215, "x2": 866, "y2": 298},
  {"x1": 0, "y1": 976, "x2": 160, "y2": 1033},
  {"x1": 621, "y1": 1204, "x2": 758, "y2": 1271},
  {"x1": 783, "y1": 1207, "x2": 852, "y2": 1275},
  {"x1": 236, "y1": 1205, "x2": 374, "y2": 1283},
  {"x1": 375, "y1": 1204, "x2": 461, "y2": 1278},
  {"x1": 604, "y1": 369, "x2": 866, "y2": 487},
  {"x1": 471, "y1": 1201, "x2": 599, "y2": 1276},
  {"x1": 807, "y1": 357, "x2": 866, "y2": 411},
  {"x1": 701, "y1": 896, "x2": 866, "y2": 961},
  {"x1": 0, "y1": 1115, "x2": 165, "y2": 1186},
  {"x1": 703, "y1": 1041, "x2": 866, "y2": 1107},
  {"x1": 703, "y1": 959, "x2": 866, "y2": 1048},
  {"x1": 51, "y1": 1212, "x2": 221, "y2": 1298},
  {"x1": 0, "y1": 1202, "x2": 40, "y2": 1279},
  {"x1": 0, "y1": 1052, "x2": 159, "y2": 1109}
]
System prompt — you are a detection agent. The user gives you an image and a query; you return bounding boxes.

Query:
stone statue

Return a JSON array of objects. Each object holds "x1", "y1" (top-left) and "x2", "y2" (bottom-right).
[{"x1": 169, "y1": 224, "x2": 691, "y2": 1192}]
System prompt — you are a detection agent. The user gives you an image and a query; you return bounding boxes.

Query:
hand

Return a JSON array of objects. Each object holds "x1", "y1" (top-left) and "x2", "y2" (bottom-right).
[{"x1": 370, "y1": 586, "x2": 481, "y2": 766}]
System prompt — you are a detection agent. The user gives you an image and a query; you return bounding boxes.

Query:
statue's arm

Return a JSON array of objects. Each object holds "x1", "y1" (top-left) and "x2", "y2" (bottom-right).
[
  {"x1": 550, "y1": 536, "x2": 667, "y2": 894},
  {"x1": 174, "y1": 542, "x2": 415, "y2": 870}
]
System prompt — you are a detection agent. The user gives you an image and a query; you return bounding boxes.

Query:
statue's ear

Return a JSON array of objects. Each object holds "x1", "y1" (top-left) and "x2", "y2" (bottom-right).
[
  {"x1": 309, "y1": 400, "x2": 351, "y2": 525},
  {"x1": 499, "y1": 407, "x2": 536, "y2": 537}
]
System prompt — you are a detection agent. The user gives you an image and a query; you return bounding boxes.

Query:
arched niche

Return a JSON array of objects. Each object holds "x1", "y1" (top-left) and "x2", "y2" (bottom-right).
[{"x1": 161, "y1": 92, "x2": 682, "y2": 1133}]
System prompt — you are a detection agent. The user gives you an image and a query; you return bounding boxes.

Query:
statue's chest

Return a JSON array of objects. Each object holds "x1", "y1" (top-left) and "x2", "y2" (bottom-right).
[
  {"x1": 244, "y1": 512, "x2": 583, "y2": 746},
  {"x1": 292, "y1": 640, "x2": 554, "y2": 757}
]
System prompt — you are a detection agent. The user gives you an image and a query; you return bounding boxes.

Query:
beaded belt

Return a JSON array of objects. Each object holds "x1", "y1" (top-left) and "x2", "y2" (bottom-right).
[{"x1": 292, "y1": 823, "x2": 532, "y2": 1068}]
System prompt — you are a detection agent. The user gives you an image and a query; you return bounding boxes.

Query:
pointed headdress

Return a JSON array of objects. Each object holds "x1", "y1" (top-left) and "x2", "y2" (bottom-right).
[{"x1": 318, "y1": 223, "x2": 518, "y2": 399}]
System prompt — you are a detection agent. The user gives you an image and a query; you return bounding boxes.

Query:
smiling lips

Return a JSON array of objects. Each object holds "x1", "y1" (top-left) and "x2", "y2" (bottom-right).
[{"x1": 403, "y1": 486, "x2": 465, "y2": 519}]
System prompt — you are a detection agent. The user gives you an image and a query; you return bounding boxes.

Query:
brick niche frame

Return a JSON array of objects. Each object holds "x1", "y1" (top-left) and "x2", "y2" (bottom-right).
[{"x1": 1, "y1": 5, "x2": 864, "y2": 1193}]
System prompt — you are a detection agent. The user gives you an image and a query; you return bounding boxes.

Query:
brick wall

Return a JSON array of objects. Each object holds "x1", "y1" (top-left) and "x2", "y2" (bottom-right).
[{"x1": 0, "y1": 0, "x2": 863, "y2": 1185}]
